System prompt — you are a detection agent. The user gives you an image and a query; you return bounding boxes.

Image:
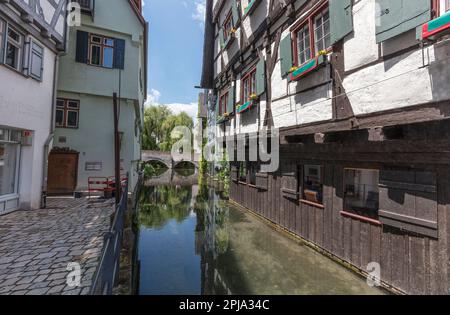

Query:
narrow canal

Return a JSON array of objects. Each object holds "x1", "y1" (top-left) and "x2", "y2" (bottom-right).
[{"x1": 136, "y1": 170, "x2": 385, "y2": 295}]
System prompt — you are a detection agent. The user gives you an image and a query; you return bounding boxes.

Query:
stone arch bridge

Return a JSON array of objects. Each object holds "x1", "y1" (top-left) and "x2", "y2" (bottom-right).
[{"x1": 142, "y1": 150, "x2": 199, "y2": 169}]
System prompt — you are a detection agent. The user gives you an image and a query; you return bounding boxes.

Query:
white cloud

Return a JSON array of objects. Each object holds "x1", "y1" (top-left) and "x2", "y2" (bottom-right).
[
  {"x1": 192, "y1": 0, "x2": 206, "y2": 25},
  {"x1": 147, "y1": 88, "x2": 161, "y2": 105},
  {"x1": 145, "y1": 90, "x2": 198, "y2": 120}
]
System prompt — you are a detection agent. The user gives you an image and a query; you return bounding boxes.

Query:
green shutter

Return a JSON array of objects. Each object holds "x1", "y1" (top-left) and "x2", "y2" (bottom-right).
[
  {"x1": 232, "y1": 1, "x2": 240, "y2": 27},
  {"x1": 215, "y1": 94, "x2": 220, "y2": 122},
  {"x1": 227, "y1": 86, "x2": 235, "y2": 114},
  {"x1": 376, "y1": 0, "x2": 431, "y2": 43},
  {"x1": 280, "y1": 33, "x2": 293, "y2": 77},
  {"x1": 219, "y1": 27, "x2": 224, "y2": 48},
  {"x1": 330, "y1": 0, "x2": 353, "y2": 44},
  {"x1": 256, "y1": 58, "x2": 266, "y2": 96}
]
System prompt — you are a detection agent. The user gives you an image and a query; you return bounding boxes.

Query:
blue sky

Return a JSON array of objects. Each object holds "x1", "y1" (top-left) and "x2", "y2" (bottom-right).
[{"x1": 142, "y1": 0, "x2": 206, "y2": 118}]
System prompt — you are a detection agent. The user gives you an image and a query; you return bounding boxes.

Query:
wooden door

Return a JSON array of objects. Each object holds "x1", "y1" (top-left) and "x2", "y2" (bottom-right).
[{"x1": 47, "y1": 151, "x2": 79, "y2": 195}]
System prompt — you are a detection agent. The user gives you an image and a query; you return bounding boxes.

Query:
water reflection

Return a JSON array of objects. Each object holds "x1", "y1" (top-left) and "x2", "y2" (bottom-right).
[{"x1": 137, "y1": 182, "x2": 386, "y2": 295}]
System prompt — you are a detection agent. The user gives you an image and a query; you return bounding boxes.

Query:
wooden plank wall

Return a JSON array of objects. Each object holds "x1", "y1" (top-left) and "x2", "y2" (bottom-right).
[{"x1": 229, "y1": 162, "x2": 450, "y2": 295}]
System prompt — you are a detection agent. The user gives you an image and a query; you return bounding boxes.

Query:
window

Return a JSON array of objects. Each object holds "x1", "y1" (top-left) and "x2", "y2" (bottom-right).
[
  {"x1": 302, "y1": 165, "x2": 323, "y2": 204},
  {"x1": 56, "y1": 99, "x2": 80, "y2": 128},
  {"x1": 89, "y1": 34, "x2": 114, "y2": 68},
  {"x1": 241, "y1": 68, "x2": 256, "y2": 102},
  {"x1": 29, "y1": 41, "x2": 43, "y2": 80},
  {"x1": 239, "y1": 162, "x2": 247, "y2": 183},
  {"x1": 314, "y1": 9, "x2": 330, "y2": 54},
  {"x1": 344, "y1": 169, "x2": 380, "y2": 220},
  {"x1": 5, "y1": 27, "x2": 23, "y2": 70},
  {"x1": 447, "y1": 0, "x2": 450, "y2": 12},
  {"x1": 296, "y1": 25, "x2": 311, "y2": 65},
  {"x1": 219, "y1": 91, "x2": 229, "y2": 115},
  {"x1": 292, "y1": 3, "x2": 330, "y2": 66},
  {"x1": 222, "y1": 11, "x2": 234, "y2": 42},
  {"x1": 0, "y1": 129, "x2": 20, "y2": 197}
]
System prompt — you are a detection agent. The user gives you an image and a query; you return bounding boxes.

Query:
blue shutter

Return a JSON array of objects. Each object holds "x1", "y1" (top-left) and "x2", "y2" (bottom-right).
[
  {"x1": 330, "y1": 0, "x2": 353, "y2": 44},
  {"x1": 227, "y1": 86, "x2": 235, "y2": 114},
  {"x1": 113, "y1": 38, "x2": 126, "y2": 69},
  {"x1": 376, "y1": 0, "x2": 431, "y2": 43},
  {"x1": 219, "y1": 27, "x2": 225, "y2": 48},
  {"x1": 75, "y1": 30, "x2": 89, "y2": 63},
  {"x1": 280, "y1": 33, "x2": 293, "y2": 77},
  {"x1": 232, "y1": 1, "x2": 240, "y2": 27},
  {"x1": 256, "y1": 58, "x2": 266, "y2": 96}
]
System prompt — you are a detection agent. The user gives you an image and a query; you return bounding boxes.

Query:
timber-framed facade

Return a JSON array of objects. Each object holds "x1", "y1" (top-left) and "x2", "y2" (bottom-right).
[{"x1": 201, "y1": 0, "x2": 450, "y2": 294}]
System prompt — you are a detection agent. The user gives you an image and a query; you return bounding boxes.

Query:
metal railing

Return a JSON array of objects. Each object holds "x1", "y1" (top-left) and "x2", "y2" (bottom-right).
[{"x1": 89, "y1": 175, "x2": 129, "y2": 295}]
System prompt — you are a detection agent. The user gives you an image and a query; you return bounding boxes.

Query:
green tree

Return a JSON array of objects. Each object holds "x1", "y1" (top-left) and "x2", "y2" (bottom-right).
[{"x1": 142, "y1": 105, "x2": 193, "y2": 152}]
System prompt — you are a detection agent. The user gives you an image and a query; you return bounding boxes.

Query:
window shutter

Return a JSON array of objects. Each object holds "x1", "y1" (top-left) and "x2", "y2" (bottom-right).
[
  {"x1": 330, "y1": 0, "x2": 353, "y2": 44},
  {"x1": 227, "y1": 86, "x2": 235, "y2": 114},
  {"x1": 280, "y1": 33, "x2": 293, "y2": 77},
  {"x1": 219, "y1": 28, "x2": 225, "y2": 48},
  {"x1": 232, "y1": 0, "x2": 240, "y2": 27},
  {"x1": 376, "y1": 0, "x2": 431, "y2": 43},
  {"x1": 256, "y1": 58, "x2": 266, "y2": 96},
  {"x1": 215, "y1": 94, "x2": 220, "y2": 121},
  {"x1": 378, "y1": 169, "x2": 438, "y2": 238},
  {"x1": 113, "y1": 38, "x2": 126, "y2": 69},
  {"x1": 75, "y1": 30, "x2": 89, "y2": 63},
  {"x1": 281, "y1": 164, "x2": 299, "y2": 200}
]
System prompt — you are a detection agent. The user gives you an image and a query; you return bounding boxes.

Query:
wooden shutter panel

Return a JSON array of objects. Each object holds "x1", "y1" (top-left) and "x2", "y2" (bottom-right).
[
  {"x1": 232, "y1": 0, "x2": 240, "y2": 27},
  {"x1": 378, "y1": 169, "x2": 438, "y2": 238},
  {"x1": 280, "y1": 33, "x2": 293, "y2": 77},
  {"x1": 227, "y1": 86, "x2": 235, "y2": 114},
  {"x1": 75, "y1": 30, "x2": 89, "y2": 63},
  {"x1": 215, "y1": 94, "x2": 220, "y2": 121},
  {"x1": 281, "y1": 164, "x2": 299, "y2": 200},
  {"x1": 255, "y1": 173, "x2": 268, "y2": 190},
  {"x1": 113, "y1": 38, "x2": 126, "y2": 69},
  {"x1": 219, "y1": 27, "x2": 225, "y2": 48},
  {"x1": 256, "y1": 58, "x2": 266, "y2": 96},
  {"x1": 330, "y1": 0, "x2": 353, "y2": 45},
  {"x1": 376, "y1": 0, "x2": 431, "y2": 43}
]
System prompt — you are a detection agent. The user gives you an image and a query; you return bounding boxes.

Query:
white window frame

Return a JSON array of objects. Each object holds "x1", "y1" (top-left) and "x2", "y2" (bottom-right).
[
  {"x1": 56, "y1": 99, "x2": 80, "y2": 129},
  {"x1": 5, "y1": 25, "x2": 24, "y2": 71},
  {"x1": 296, "y1": 24, "x2": 311, "y2": 66},
  {"x1": 0, "y1": 129, "x2": 21, "y2": 201},
  {"x1": 313, "y1": 8, "x2": 330, "y2": 55}
]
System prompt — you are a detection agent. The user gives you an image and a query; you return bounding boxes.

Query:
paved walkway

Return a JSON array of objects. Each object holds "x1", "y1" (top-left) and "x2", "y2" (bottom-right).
[{"x1": 0, "y1": 197, "x2": 114, "y2": 295}]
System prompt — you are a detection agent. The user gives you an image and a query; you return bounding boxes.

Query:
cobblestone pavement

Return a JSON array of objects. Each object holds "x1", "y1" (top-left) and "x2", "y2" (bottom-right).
[{"x1": 0, "y1": 197, "x2": 114, "y2": 295}]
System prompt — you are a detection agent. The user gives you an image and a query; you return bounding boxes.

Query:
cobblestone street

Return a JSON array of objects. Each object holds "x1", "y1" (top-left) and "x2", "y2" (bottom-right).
[{"x1": 0, "y1": 198, "x2": 114, "y2": 295}]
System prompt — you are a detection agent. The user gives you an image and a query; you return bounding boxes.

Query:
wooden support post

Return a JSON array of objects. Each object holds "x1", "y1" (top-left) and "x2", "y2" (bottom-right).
[{"x1": 113, "y1": 93, "x2": 121, "y2": 205}]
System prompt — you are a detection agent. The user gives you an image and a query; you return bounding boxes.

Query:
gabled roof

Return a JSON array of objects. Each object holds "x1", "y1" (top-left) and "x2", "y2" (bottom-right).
[{"x1": 128, "y1": 0, "x2": 146, "y2": 26}]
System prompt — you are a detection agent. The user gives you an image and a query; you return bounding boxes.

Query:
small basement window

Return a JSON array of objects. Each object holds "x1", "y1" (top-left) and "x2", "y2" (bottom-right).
[{"x1": 344, "y1": 169, "x2": 380, "y2": 220}]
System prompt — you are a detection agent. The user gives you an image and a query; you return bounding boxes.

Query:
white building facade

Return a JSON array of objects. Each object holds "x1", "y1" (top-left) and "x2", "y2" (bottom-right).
[{"x1": 0, "y1": 0, "x2": 67, "y2": 214}]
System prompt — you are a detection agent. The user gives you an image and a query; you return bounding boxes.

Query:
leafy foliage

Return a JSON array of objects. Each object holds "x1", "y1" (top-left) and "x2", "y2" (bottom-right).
[{"x1": 142, "y1": 105, "x2": 194, "y2": 151}]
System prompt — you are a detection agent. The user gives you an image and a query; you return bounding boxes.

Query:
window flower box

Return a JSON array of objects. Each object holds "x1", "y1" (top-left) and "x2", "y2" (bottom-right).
[
  {"x1": 237, "y1": 100, "x2": 256, "y2": 114},
  {"x1": 420, "y1": 11, "x2": 450, "y2": 41},
  {"x1": 217, "y1": 113, "x2": 231, "y2": 124},
  {"x1": 289, "y1": 54, "x2": 326, "y2": 82}
]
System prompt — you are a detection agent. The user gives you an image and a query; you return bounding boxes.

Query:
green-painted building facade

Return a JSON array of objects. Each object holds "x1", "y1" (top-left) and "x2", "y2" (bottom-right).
[{"x1": 49, "y1": 0, "x2": 147, "y2": 193}]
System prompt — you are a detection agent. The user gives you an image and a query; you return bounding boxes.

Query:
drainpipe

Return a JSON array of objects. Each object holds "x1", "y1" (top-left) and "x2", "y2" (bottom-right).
[{"x1": 40, "y1": 53, "x2": 60, "y2": 209}]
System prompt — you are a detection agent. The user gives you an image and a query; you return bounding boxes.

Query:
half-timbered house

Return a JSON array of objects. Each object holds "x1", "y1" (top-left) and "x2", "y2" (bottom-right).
[
  {"x1": 201, "y1": 0, "x2": 450, "y2": 294},
  {"x1": 0, "y1": 0, "x2": 67, "y2": 213}
]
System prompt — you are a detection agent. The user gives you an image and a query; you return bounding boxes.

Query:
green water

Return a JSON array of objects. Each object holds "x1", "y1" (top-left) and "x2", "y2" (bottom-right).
[{"x1": 137, "y1": 183, "x2": 386, "y2": 295}]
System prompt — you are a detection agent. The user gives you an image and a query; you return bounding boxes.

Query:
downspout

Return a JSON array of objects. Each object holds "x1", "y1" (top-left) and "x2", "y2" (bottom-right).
[{"x1": 41, "y1": 53, "x2": 60, "y2": 209}]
